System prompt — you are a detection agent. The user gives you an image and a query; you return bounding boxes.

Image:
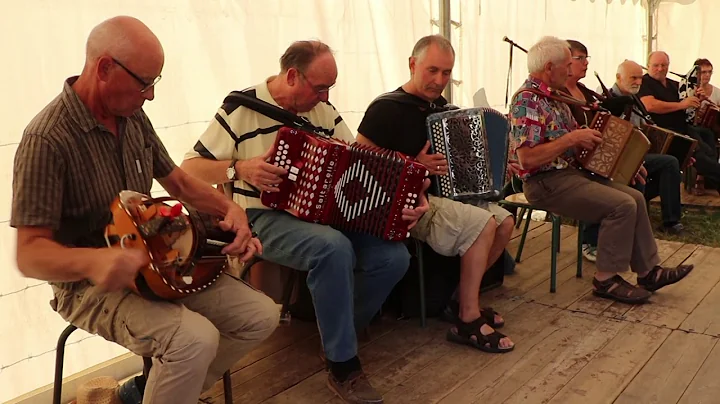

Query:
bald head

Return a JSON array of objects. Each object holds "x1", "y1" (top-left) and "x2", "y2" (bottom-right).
[
  {"x1": 615, "y1": 60, "x2": 644, "y2": 95},
  {"x1": 75, "y1": 16, "x2": 164, "y2": 118},
  {"x1": 648, "y1": 51, "x2": 670, "y2": 81},
  {"x1": 86, "y1": 16, "x2": 163, "y2": 67}
]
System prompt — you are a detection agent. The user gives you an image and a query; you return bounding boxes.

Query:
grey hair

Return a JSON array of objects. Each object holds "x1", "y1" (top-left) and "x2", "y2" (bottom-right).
[
  {"x1": 617, "y1": 59, "x2": 642, "y2": 75},
  {"x1": 85, "y1": 17, "x2": 135, "y2": 63},
  {"x1": 527, "y1": 36, "x2": 570, "y2": 74},
  {"x1": 411, "y1": 34, "x2": 455, "y2": 62}
]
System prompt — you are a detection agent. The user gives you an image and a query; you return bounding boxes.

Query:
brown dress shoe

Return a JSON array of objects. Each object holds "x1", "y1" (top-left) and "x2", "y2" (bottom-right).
[{"x1": 327, "y1": 371, "x2": 383, "y2": 404}]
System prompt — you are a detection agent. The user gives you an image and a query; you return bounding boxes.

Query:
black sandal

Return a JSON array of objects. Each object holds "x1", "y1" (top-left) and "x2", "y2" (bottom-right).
[
  {"x1": 441, "y1": 301, "x2": 505, "y2": 328},
  {"x1": 637, "y1": 264, "x2": 694, "y2": 292},
  {"x1": 446, "y1": 316, "x2": 514, "y2": 354},
  {"x1": 592, "y1": 275, "x2": 651, "y2": 304}
]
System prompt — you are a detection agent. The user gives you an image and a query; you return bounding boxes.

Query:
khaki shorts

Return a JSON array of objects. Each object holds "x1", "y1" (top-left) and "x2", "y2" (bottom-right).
[{"x1": 411, "y1": 195, "x2": 513, "y2": 257}]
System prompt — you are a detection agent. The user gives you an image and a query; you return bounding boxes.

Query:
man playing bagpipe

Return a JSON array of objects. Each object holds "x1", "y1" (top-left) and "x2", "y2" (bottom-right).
[{"x1": 638, "y1": 51, "x2": 720, "y2": 193}]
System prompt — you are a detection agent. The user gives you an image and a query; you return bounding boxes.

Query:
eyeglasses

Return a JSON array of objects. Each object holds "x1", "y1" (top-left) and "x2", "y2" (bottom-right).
[
  {"x1": 572, "y1": 55, "x2": 591, "y2": 62},
  {"x1": 701, "y1": 70, "x2": 714, "y2": 75},
  {"x1": 112, "y1": 58, "x2": 162, "y2": 93},
  {"x1": 298, "y1": 70, "x2": 335, "y2": 95}
]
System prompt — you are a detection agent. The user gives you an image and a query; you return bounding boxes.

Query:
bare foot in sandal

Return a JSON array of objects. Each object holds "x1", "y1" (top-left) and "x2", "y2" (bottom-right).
[{"x1": 447, "y1": 316, "x2": 514, "y2": 353}]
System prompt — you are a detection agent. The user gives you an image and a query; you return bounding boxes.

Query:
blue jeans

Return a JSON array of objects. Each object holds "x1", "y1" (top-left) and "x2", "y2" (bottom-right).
[{"x1": 246, "y1": 209, "x2": 410, "y2": 363}]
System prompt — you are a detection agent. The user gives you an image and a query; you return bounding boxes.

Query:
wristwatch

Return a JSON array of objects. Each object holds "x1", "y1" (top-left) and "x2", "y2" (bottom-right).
[{"x1": 226, "y1": 159, "x2": 238, "y2": 181}]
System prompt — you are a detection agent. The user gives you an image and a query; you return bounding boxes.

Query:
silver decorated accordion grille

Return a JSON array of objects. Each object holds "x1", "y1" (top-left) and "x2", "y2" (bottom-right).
[{"x1": 426, "y1": 107, "x2": 509, "y2": 200}]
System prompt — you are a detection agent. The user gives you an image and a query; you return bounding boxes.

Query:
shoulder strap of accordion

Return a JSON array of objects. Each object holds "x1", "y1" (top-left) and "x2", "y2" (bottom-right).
[
  {"x1": 512, "y1": 87, "x2": 590, "y2": 107},
  {"x1": 368, "y1": 91, "x2": 459, "y2": 112},
  {"x1": 222, "y1": 90, "x2": 325, "y2": 135}
]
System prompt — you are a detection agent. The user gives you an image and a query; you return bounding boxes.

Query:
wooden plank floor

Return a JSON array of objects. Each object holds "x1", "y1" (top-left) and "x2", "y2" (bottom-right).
[{"x1": 200, "y1": 219, "x2": 720, "y2": 404}]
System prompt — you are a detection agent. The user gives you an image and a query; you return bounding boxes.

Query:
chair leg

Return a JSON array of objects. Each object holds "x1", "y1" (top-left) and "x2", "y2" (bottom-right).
[
  {"x1": 414, "y1": 239, "x2": 427, "y2": 328},
  {"x1": 515, "y1": 207, "x2": 526, "y2": 229},
  {"x1": 223, "y1": 370, "x2": 233, "y2": 404},
  {"x1": 142, "y1": 356, "x2": 153, "y2": 381},
  {"x1": 280, "y1": 269, "x2": 298, "y2": 325},
  {"x1": 576, "y1": 222, "x2": 584, "y2": 278},
  {"x1": 515, "y1": 208, "x2": 533, "y2": 263},
  {"x1": 550, "y1": 215, "x2": 560, "y2": 293},
  {"x1": 53, "y1": 324, "x2": 79, "y2": 404}
]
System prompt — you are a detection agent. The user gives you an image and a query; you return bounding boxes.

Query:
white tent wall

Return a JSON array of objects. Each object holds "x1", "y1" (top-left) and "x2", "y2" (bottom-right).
[
  {"x1": 450, "y1": 0, "x2": 648, "y2": 112},
  {"x1": 0, "y1": 1, "x2": 436, "y2": 402},
  {"x1": 1, "y1": 0, "x2": 684, "y2": 402},
  {"x1": 655, "y1": 0, "x2": 720, "y2": 84}
]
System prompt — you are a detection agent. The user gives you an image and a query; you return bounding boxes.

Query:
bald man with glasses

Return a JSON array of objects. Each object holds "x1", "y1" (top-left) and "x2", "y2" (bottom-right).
[{"x1": 12, "y1": 16, "x2": 280, "y2": 404}]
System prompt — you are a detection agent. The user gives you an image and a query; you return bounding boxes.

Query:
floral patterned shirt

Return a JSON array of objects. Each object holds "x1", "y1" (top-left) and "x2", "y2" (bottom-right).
[{"x1": 510, "y1": 76, "x2": 579, "y2": 179}]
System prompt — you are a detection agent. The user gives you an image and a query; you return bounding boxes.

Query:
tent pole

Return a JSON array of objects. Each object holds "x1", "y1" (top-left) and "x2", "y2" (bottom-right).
[{"x1": 440, "y1": 0, "x2": 452, "y2": 104}]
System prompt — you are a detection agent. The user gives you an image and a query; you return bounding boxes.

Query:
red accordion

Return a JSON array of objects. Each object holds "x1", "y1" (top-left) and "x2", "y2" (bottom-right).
[{"x1": 260, "y1": 127, "x2": 428, "y2": 241}]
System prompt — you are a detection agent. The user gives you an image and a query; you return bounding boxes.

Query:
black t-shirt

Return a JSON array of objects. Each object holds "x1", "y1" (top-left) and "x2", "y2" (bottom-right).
[
  {"x1": 358, "y1": 87, "x2": 448, "y2": 193},
  {"x1": 358, "y1": 87, "x2": 448, "y2": 157},
  {"x1": 637, "y1": 74, "x2": 688, "y2": 133}
]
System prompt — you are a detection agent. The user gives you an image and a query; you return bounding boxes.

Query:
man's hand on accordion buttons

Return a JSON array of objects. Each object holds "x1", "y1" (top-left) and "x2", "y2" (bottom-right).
[
  {"x1": 507, "y1": 159, "x2": 522, "y2": 177},
  {"x1": 238, "y1": 147, "x2": 288, "y2": 192},
  {"x1": 631, "y1": 164, "x2": 647, "y2": 186},
  {"x1": 570, "y1": 128, "x2": 603, "y2": 149},
  {"x1": 417, "y1": 141, "x2": 449, "y2": 176},
  {"x1": 218, "y1": 205, "x2": 263, "y2": 262},
  {"x1": 402, "y1": 178, "x2": 431, "y2": 230}
]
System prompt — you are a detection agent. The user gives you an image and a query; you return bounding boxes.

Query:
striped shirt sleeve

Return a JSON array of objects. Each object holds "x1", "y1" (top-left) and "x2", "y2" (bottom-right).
[
  {"x1": 11, "y1": 134, "x2": 65, "y2": 230},
  {"x1": 325, "y1": 103, "x2": 354, "y2": 143},
  {"x1": 184, "y1": 107, "x2": 237, "y2": 162}
]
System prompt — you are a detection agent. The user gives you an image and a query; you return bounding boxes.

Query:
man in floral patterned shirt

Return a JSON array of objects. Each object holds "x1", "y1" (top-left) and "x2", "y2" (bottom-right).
[{"x1": 509, "y1": 36, "x2": 693, "y2": 304}]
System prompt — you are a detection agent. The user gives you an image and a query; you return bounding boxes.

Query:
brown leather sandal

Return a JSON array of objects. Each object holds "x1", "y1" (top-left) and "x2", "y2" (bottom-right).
[
  {"x1": 637, "y1": 264, "x2": 694, "y2": 292},
  {"x1": 592, "y1": 275, "x2": 651, "y2": 304}
]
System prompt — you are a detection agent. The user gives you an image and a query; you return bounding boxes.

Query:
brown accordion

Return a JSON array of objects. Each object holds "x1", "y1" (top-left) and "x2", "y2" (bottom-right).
[
  {"x1": 577, "y1": 112, "x2": 650, "y2": 184},
  {"x1": 640, "y1": 123, "x2": 698, "y2": 170},
  {"x1": 694, "y1": 100, "x2": 720, "y2": 130},
  {"x1": 260, "y1": 127, "x2": 428, "y2": 241}
]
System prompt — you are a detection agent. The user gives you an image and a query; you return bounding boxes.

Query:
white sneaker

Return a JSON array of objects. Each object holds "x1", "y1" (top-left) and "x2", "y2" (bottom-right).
[{"x1": 582, "y1": 244, "x2": 597, "y2": 262}]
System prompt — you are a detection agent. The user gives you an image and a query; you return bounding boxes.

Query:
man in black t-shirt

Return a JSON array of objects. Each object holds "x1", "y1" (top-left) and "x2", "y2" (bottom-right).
[
  {"x1": 357, "y1": 35, "x2": 515, "y2": 354},
  {"x1": 638, "y1": 51, "x2": 720, "y2": 191}
]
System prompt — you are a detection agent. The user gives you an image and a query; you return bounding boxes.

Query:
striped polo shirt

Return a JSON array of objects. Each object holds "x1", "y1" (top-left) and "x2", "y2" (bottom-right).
[
  {"x1": 11, "y1": 76, "x2": 176, "y2": 250},
  {"x1": 183, "y1": 77, "x2": 354, "y2": 210}
]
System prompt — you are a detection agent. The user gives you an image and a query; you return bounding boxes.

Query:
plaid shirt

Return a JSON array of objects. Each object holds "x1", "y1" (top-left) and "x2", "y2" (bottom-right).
[{"x1": 509, "y1": 76, "x2": 579, "y2": 179}]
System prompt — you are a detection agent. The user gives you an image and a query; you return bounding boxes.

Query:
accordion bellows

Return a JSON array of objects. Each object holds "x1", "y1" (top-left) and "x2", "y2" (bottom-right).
[
  {"x1": 578, "y1": 112, "x2": 650, "y2": 184},
  {"x1": 641, "y1": 123, "x2": 697, "y2": 170},
  {"x1": 425, "y1": 107, "x2": 510, "y2": 200},
  {"x1": 260, "y1": 127, "x2": 428, "y2": 241}
]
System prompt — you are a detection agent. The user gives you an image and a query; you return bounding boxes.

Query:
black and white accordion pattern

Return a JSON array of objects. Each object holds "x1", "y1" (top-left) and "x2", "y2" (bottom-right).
[{"x1": 425, "y1": 107, "x2": 510, "y2": 200}]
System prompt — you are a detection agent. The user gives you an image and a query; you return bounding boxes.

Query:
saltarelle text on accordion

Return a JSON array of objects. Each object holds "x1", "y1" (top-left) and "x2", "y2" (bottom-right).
[
  {"x1": 260, "y1": 127, "x2": 429, "y2": 241},
  {"x1": 425, "y1": 107, "x2": 510, "y2": 201},
  {"x1": 577, "y1": 112, "x2": 651, "y2": 185}
]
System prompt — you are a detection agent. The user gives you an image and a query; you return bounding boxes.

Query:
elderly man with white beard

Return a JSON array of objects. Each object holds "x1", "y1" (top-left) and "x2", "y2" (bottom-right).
[{"x1": 580, "y1": 60, "x2": 688, "y2": 262}]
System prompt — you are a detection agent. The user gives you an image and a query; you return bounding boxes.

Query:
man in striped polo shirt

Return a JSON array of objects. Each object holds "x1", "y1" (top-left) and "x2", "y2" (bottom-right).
[
  {"x1": 182, "y1": 40, "x2": 428, "y2": 404},
  {"x1": 11, "y1": 16, "x2": 279, "y2": 404}
]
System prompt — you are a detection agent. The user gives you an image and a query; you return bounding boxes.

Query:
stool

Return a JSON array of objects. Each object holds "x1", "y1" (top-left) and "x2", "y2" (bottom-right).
[
  {"x1": 53, "y1": 324, "x2": 233, "y2": 404},
  {"x1": 498, "y1": 193, "x2": 584, "y2": 293}
]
